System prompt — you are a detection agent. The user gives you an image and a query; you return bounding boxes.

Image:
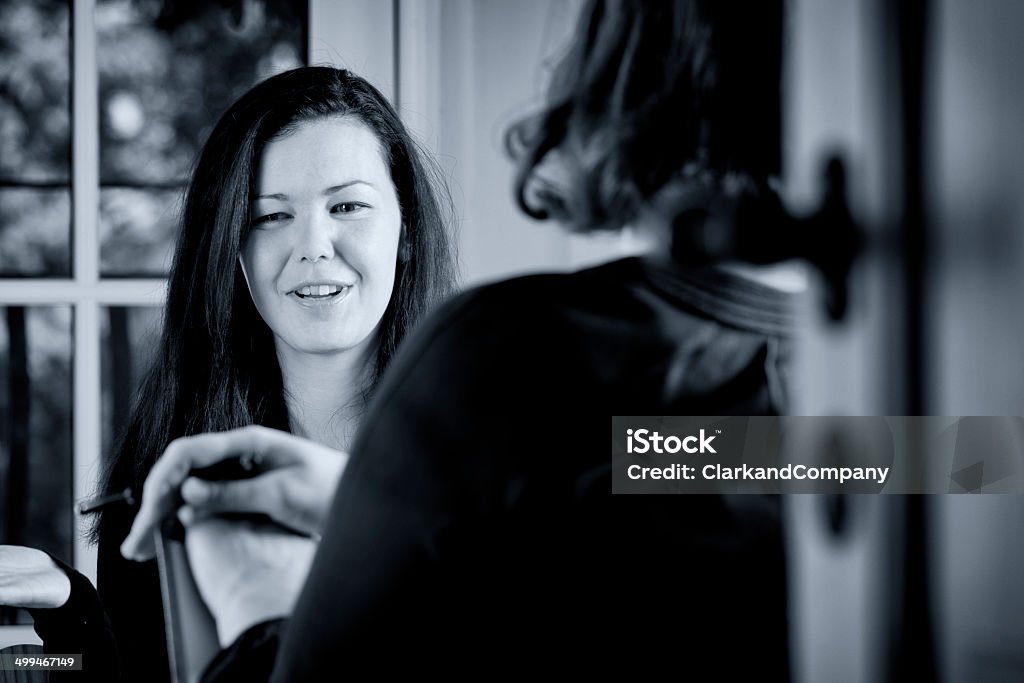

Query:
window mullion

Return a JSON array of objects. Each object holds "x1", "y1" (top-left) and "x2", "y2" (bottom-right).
[{"x1": 72, "y1": 0, "x2": 100, "y2": 584}]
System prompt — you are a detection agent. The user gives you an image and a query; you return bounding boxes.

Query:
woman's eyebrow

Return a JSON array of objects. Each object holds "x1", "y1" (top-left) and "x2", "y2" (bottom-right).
[
  {"x1": 323, "y1": 180, "x2": 374, "y2": 195},
  {"x1": 255, "y1": 181, "x2": 374, "y2": 201}
]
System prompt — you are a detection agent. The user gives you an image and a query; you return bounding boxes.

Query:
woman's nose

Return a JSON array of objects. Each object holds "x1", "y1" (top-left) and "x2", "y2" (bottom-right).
[{"x1": 294, "y1": 211, "x2": 336, "y2": 263}]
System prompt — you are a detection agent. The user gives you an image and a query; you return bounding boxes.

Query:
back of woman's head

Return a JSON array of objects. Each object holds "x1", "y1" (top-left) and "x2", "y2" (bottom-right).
[
  {"x1": 97, "y1": 67, "x2": 455, "y2": 537},
  {"x1": 508, "y1": 0, "x2": 783, "y2": 231}
]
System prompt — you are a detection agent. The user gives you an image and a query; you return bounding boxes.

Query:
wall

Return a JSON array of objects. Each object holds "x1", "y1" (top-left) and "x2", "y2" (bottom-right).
[{"x1": 929, "y1": 1, "x2": 1024, "y2": 680}]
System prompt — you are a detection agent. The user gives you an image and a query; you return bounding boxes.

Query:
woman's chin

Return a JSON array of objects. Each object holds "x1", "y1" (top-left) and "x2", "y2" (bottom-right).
[{"x1": 276, "y1": 331, "x2": 376, "y2": 359}]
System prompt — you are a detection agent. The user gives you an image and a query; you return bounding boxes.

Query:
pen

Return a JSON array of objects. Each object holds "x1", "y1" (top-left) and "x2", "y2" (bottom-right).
[
  {"x1": 74, "y1": 457, "x2": 258, "y2": 517},
  {"x1": 77, "y1": 487, "x2": 135, "y2": 515}
]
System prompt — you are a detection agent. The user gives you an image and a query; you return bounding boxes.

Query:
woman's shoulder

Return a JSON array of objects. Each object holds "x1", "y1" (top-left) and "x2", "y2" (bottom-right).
[
  {"x1": 384, "y1": 260, "x2": 642, "y2": 387},
  {"x1": 433, "y1": 257, "x2": 644, "y2": 328}
]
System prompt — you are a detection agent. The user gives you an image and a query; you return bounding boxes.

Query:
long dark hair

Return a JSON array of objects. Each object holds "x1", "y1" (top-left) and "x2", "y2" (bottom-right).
[
  {"x1": 95, "y1": 66, "x2": 456, "y2": 540},
  {"x1": 507, "y1": 0, "x2": 783, "y2": 231}
]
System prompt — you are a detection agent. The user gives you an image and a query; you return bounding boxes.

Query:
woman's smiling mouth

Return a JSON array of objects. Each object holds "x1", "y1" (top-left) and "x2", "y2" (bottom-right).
[
  {"x1": 295, "y1": 284, "x2": 344, "y2": 298},
  {"x1": 288, "y1": 283, "x2": 352, "y2": 304}
]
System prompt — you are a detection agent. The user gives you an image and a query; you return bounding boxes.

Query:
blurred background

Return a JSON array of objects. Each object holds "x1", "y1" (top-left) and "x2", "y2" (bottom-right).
[{"x1": 1, "y1": 0, "x2": 1023, "y2": 680}]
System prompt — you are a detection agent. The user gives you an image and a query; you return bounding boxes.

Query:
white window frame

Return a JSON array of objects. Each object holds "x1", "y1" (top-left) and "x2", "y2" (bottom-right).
[{"x1": 0, "y1": 0, "x2": 166, "y2": 647}]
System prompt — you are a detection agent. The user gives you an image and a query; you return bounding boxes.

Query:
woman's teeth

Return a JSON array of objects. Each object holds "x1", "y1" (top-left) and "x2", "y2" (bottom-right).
[{"x1": 295, "y1": 284, "x2": 343, "y2": 298}]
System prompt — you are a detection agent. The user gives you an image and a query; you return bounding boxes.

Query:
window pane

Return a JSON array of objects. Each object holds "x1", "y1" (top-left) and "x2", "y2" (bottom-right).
[
  {"x1": 101, "y1": 306, "x2": 163, "y2": 461},
  {"x1": 0, "y1": 0, "x2": 71, "y2": 183},
  {"x1": 99, "y1": 188, "x2": 180, "y2": 276},
  {"x1": 97, "y1": 0, "x2": 307, "y2": 185},
  {"x1": 0, "y1": 306, "x2": 72, "y2": 625},
  {"x1": 0, "y1": 0, "x2": 71, "y2": 278},
  {"x1": 0, "y1": 188, "x2": 71, "y2": 277}
]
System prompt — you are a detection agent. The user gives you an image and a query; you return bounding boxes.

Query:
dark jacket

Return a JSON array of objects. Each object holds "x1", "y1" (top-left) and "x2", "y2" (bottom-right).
[{"x1": 206, "y1": 256, "x2": 795, "y2": 681}]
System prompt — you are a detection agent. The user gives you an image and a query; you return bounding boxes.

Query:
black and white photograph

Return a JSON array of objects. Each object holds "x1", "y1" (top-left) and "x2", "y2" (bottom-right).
[{"x1": 2, "y1": 0, "x2": 1024, "y2": 680}]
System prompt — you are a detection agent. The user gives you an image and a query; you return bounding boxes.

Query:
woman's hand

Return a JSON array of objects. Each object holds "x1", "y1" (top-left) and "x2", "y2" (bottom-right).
[
  {"x1": 0, "y1": 546, "x2": 71, "y2": 609},
  {"x1": 181, "y1": 516, "x2": 317, "y2": 648},
  {"x1": 121, "y1": 426, "x2": 348, "y2": 562}
]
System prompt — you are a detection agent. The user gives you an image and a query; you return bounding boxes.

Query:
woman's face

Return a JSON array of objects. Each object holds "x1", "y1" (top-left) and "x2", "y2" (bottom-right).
[{"x1": 241, "y1": 116, "x2": 402, "y2": 360}]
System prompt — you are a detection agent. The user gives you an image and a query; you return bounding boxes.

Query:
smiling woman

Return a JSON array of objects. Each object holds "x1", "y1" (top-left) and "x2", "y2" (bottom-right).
[
  {"x1": 0, "y1": 66, "x2": 457, "y2": 681},
  {"x1": 241, "y1": 117, "x2": 404, "y2": 372}
]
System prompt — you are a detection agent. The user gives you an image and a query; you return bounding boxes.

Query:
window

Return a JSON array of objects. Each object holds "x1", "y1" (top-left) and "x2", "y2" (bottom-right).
[{"x1": 0, "y1": 0, "x2": 306, "y2": 634}]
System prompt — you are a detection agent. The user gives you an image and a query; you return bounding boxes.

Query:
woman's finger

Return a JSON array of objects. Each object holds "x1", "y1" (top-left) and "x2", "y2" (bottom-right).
[
  {"x1": 122, "y1": 427, "x2": 309, "y2": 560},
  {"x1": 180, "y1": 474, "x2": 294, "y2": 528}
]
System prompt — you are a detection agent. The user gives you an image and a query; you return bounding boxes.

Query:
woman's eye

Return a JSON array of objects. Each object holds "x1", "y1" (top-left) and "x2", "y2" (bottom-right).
[
  {"x1": 252, "y1": 212, "x2": 290, "y2": 226},
  {"x1": 331, "y1": 202, "x2": 366, "y2": 215}
]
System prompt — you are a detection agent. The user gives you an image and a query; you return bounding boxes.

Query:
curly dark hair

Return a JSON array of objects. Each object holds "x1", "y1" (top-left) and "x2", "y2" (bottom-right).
[{"x1": 507, "y1": 0, "x2": 783, "y2": 232}]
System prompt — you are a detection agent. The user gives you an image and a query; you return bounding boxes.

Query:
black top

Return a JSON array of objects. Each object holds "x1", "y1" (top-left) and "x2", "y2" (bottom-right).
[
  {"x1": 27, "y1": 555, "x2": 118, "y2": 683},
  {"x1": 205, "y1": 256, "x2": 796, "y2": 680},
  {"x1": 29, "y1": 504, "x2": 171, "y2": 682},
  {"x1": 98, "y1": 506, "x2": 172, "y2": 682}
]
